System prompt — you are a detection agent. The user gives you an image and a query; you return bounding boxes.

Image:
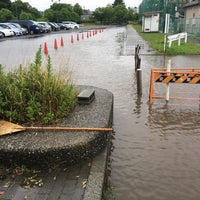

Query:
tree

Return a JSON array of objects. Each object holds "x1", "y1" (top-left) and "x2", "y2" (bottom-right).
[
  {"x1": 93, "y1": 7, "x2": 104, "y2": 24},
  {"x1": 127, "y1": 7, "x2": 138, "y2": 21},
  {"x1": 70, "y1": 11, "x2": 80, "y2": 22},
  {"x1": 102, "y1": 6, "x2": 114, "y2": 24},
  {"x1": 113, "y1": 0, "x2": 125, "y2": 7},
  {"x1": 46, "y1": 3, "x2": 81, "y2": 22},
  {"x1": 0, "y1": 8, "x2": 14, "y2": 21},
  {"x1": 73, "y1": 3, "x2": 83, "y2": 16},
  {"x1": 44, "y1": 9, "x2": 54, "y2": 21},
  {"x1": 113, "y1": 4, "x2": 128, "y2": 24},
  {"x1": 28, "y1": 7, "x2": 41, "y2": 19},
  {"x1": 0, "y1": 0, "x2": 11, "y2": 10},
  {"x1": 11, "y1": 0, "x2": 42, "y2": 20},
  {"x1": 93, "y1": 6, "x2": 114, "y2": 24},
  {"x1": 20, "y1": 11, "x2": 33, "y2": 20}
]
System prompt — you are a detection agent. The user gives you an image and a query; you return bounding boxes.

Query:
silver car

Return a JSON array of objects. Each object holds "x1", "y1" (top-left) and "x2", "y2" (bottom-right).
[
  {"x1": 37, "y1": 22, "x2": 51, "y2": 33},
  {"x1": 9, "y1": 22, "x2": 28, "y2": 35}
]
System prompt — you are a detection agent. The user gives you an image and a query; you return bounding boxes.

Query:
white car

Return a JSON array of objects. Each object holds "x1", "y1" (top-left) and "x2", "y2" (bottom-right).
[
  {"x1": 0, "y1": 26, "x2": 14, "y2": 37},
  {"x1": 0, "y1": 23, "x2": 23, "y2": 36},
  {"x1": 62, "y1": 21, "x2": 79, "y2": 29},
  {"x1": 0, "y1": 31, "x2": 4, "y2": 38}
]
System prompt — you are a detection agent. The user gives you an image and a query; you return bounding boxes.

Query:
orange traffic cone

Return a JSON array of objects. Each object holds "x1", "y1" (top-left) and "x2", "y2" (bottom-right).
[
  {"x1": 60, "y1": 37, "x2": 64, "y2": 47},
  {"x1": 71, "y1": 35, "x2": 74, "y2": 43},
  {"x1": 54, "y1": 39, "x2": 58, "y2": 49},
  {"x1": 44, "y1": 42, "x2": 48, "y2": 55}
]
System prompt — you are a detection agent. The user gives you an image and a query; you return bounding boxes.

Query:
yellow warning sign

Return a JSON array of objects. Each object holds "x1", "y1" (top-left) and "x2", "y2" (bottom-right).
[{"x1": 155, "y1": 72, "x2": 200, "y2": 84}]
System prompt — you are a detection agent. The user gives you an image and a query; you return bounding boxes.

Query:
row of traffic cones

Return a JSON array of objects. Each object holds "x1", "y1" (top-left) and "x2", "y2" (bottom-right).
[
  {"x1": 44, "y1": 29, "x2": 104, "y2": 55},
  {"x1": 44, "y1": 37, "x2": 64, "y2": 55}
]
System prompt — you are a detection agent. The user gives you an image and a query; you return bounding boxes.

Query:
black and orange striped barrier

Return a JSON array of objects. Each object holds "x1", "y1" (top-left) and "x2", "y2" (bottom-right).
[{"x1": 149, "y1": 68, "x2": 200, "y2": 104}]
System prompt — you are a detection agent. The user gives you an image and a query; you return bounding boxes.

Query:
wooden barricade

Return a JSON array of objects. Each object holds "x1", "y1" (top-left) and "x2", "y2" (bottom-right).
[{"x1": 149, "y1": 68, "x2": 200, "y2": 104}]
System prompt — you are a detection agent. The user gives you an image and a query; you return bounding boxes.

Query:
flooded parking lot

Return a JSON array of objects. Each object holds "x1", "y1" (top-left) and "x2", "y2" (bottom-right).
[{"x1": 1, "y1": 26, "x2": 200, "y2": 200}]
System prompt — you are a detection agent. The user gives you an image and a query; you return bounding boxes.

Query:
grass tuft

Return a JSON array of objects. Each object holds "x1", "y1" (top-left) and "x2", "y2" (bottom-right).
[{"x1": 0, "y1": 46, "x2": 77, "y2": 125}]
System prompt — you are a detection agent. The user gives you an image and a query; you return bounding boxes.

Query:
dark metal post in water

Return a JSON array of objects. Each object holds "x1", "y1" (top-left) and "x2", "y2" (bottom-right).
[
  {"x1": 135, "y1": 45, "x2": 142, "y2": 96},
  {"x1": 136, "y1": 65, "x2": 142, "y2": 96},
  {"x1": 135, "y1": 44, "x2": 141, "y2": 72}
]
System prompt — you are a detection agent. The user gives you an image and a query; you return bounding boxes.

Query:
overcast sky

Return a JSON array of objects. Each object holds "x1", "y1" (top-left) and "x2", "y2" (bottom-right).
[{"x1": 12, "y1": 0, "x2": 142, "y2": 11}]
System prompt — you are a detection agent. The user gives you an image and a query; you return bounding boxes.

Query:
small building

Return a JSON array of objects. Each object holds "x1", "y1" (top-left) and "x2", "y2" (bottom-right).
[
  {"x1": 184, "y1": 0, "x2": 200, "y2": 18},
  {"x1": 142, "y1": 12, "x2": 160, "y2": 32},
  {"x1": 183, "y1": 0, "x2": 200, "y2": 35},
  {"x1": 81, "y1": 9, "x2": 92, "y2": 21}
]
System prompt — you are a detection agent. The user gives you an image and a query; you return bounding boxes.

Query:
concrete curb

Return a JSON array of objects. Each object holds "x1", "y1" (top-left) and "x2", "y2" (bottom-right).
[
  {"x1": 0, "y1": 85, "x2": 113, "y2": 169},
  {"x1": 83, "y1": 145, "x2": 108, "y2": 200}
]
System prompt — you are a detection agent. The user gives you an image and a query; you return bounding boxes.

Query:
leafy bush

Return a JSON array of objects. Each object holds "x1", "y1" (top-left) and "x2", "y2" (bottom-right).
[{"x1": 0, "y1": 46, "x2": 77, "y2": 125}]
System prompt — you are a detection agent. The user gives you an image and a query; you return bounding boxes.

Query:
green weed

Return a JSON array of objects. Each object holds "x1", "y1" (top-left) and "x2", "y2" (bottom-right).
[{"x1": 0, "y1": 46, "x2": 77, "y2": 125}]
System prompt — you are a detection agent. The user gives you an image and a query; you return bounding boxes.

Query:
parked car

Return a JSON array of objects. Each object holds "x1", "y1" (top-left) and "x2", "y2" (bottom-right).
[
  {"x1": 37, "y1": 22, "x2": 51, "y2": 33},
  {"x1": 57, "y1": 23, "x2": 70, "y2": 30},
  {"x1": 9, "y1": 20, "x2": 43, "y2": 34},
  {"x1": 9, "y1": 22, "x2": 28, "y2": 35},
  {"x1": 47, "y1": 22, "x2": 60, "y2": 31},
  {"x1": 0, "y1": 31, "x2": 4, "y2": 38},
  {"x1": 0, "y1": 26, "x2": 14, "y2": 37},
  {"x1": 62, "y1": 21, "x2": 79, "y2": 29},
  {"x1": 0, "y1": 23, "x2": 23, "y2": 36}
]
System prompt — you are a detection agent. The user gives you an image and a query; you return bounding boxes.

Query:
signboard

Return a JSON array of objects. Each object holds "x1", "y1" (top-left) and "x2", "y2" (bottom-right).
[{"x1": 149, "y1": 68, "x2": 200, "y2": 104}]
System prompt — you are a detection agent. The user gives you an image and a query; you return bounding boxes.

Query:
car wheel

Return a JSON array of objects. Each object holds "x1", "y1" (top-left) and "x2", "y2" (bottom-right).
[{"x1": 30, "y1": 30, "x2": 34, "y2": 34}]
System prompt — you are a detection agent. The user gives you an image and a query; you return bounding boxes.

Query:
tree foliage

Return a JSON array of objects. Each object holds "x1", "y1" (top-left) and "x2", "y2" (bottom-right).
[
  {"x1": 92, "y1": 2, "x2": 135, "y2": 25},
  {"x1": 0, "y1": 0, "x2": 137, "y2": 24},
  {"x1": 113, "y1": 0, "x2": 125, "y2": 7},
  {"x1": 73, "y1": 3, "x2": 83, "y2": 16},
  {"x1": 20, "y1": 11, "x2": 34, "y2": 20},
  {"x1": 0, "y1": 8, "x2": 14, "y2": 22},
  {"x1": 113, "y1": 4, "x2": 128, "y2": 24},
  {"x1": 0, "y1": 0, "x2": 82, "y2": 22},
  {"x1": 47, "y1": 3, "x2": 80, "y2": 22},
  {"x1": 0, "y1": 0, "x2": 11, "y2": 10}
]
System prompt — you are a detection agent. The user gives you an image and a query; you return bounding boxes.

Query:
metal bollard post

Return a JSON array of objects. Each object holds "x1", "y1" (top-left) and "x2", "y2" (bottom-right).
[{"x1": 137, "y1": 68, "x2": 142, "y2": 96}]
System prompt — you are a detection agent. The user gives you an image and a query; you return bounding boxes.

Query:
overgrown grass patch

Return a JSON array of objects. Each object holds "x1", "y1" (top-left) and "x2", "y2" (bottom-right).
[
  {"x1": 132, "y1": 24, "x2": 200, "y2": 55},
  {"x1": 0, "y1": 46, "x2": 77, "y2": 125}
]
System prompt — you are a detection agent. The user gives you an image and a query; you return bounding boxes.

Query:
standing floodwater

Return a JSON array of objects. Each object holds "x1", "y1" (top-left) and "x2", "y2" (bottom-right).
[{"x1": 1, "y1": 26, "x2": 200, "y2": 200}]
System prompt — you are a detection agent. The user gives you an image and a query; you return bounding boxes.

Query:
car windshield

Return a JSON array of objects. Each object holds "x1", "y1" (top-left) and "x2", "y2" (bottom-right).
[
  {"x1": 7, "y1": 24, "x2": 16, "y2": 28},
  {"x1": 0, "y1": 24, "x2": 9, "y2": 29},
  {"x1": 30, "y1": 21, "x2": 37, "y2": 25}
]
